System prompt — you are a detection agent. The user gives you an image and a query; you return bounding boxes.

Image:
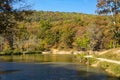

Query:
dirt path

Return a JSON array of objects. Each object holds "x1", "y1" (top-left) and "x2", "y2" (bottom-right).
[
  {"x1": 85, "y1": 55, "x2": 120, "y2": 65},
  {"x1": 96, "y1": 58, "x2": 120, "y2": 65}
]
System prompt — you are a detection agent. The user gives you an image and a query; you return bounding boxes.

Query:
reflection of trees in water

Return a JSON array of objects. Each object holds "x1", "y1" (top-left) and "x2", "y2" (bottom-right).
[
  {"x1": 0, "y1": 70, "x2": 21, "y2": 74},
  {"x1": 0, "y1": 70, "x2": 21, "y2": 80}
]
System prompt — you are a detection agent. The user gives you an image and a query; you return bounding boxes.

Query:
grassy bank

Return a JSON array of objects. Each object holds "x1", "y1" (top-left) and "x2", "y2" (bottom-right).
[
  {"x1": 95, "y1": 49, "x2": 120, "y2": 77},
  {"x1": 75, "y1": 49, "x2": 120, "y2": 77},
  {"x1": 75, "y1": 53, "x2": 97, "y2": 65},
  {"x1": 99, "y1": 62, "x2": 120, "y2": 77},
  {"x1": 96, "y1": 48, "x2": 120, "y2": 61}
]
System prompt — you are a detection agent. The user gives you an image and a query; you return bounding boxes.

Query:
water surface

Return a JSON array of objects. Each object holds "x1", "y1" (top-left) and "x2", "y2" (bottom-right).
[{"x1": 0, "y1": 54, "x2": 119, "y2": 80}]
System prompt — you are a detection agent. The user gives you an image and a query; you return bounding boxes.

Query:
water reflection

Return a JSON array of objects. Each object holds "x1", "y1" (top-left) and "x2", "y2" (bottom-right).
[
  {"x1": 0, "y1": 54, "x2": 118, "y2": 80},
  {"x1": 0, "y1": 54, "x2": 74, "y2": 62},
  {"x1": 0, "y1": 70, "x2": 21, "y2": 74}
]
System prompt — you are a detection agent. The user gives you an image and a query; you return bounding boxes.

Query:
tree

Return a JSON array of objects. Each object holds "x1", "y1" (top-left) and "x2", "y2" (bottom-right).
[
  {"x1": 96, "y1": 0, "x2": 120, "y2": 48},
  {"x1": 87, "y1": 23, "x2": 104, "y2": 51},
  {"x1": 76, "y1": 36, "x2": 90, "y2": 50},
  {"x1": 38, "y1": 20, "x2": 54, "y2": 50},
  {"x1": 0, "y1": 0, "x2": 24, "y2": 32},
  {"x1": 59, "y1": 25, "x2": 75, "y2": 49},
  {"x1": 0, "y1": 0, "x2": 29, "y2": 50}
]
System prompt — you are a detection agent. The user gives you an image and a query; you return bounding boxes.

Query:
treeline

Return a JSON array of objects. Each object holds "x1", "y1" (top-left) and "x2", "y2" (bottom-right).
[{"x1": 0, "y1": 11, "x2": 120, "y2": 54}]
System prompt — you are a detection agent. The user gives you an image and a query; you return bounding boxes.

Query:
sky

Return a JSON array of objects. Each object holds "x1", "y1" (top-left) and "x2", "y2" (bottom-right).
[{"x1": 27, "y1": 0, "x2": 97, "y2": 14}]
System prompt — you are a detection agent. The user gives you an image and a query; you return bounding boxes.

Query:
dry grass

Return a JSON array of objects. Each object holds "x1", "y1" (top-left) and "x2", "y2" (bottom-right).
[{"x1": 96, "y1": 48, "x2": 120, "y2": 61}]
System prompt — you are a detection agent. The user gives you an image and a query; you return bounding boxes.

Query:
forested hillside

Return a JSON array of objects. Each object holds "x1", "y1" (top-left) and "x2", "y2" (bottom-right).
[{"x1": 0, "y1": 11, "x2": 120, "y2": 53}]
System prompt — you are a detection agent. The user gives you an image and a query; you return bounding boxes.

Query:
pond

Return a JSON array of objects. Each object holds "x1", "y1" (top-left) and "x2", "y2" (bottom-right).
[{"x1": 0, "y1": 54, "x2": 119, "y2": 80}]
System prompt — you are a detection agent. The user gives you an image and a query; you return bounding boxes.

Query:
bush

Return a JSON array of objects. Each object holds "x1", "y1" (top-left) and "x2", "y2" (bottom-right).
[
  {"x1": 75, "y1": 53, "x2": 87, "y2": 63},
  {"x1": 4, "y1": 50, "x2": 13, "y2": 55},
  {"x1": 13, "y1": 51, "x2": 22, "y2": 55},
  {"x1": 87, "y1": 58, "x2": 97, "y2": 65}
]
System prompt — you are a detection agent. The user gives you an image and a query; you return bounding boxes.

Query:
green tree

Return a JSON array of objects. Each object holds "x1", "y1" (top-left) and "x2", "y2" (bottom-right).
[
  {"x1": 59, "y1": 25, "x2": 75, "y2": 49},
  {"x1": 76, "y1": 36, "x2": 90, "y2": 50},
  {"x1": 38, "y1": 20, "x2": 52, "y2": 39},
  {"x1": 38, "y1": 20, "x2": 53, "y2": 50}
]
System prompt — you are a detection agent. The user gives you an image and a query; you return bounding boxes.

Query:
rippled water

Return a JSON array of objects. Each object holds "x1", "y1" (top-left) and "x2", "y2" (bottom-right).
[{"x1": 0, "y1": 54, "x2": 119, "y2": 80}]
